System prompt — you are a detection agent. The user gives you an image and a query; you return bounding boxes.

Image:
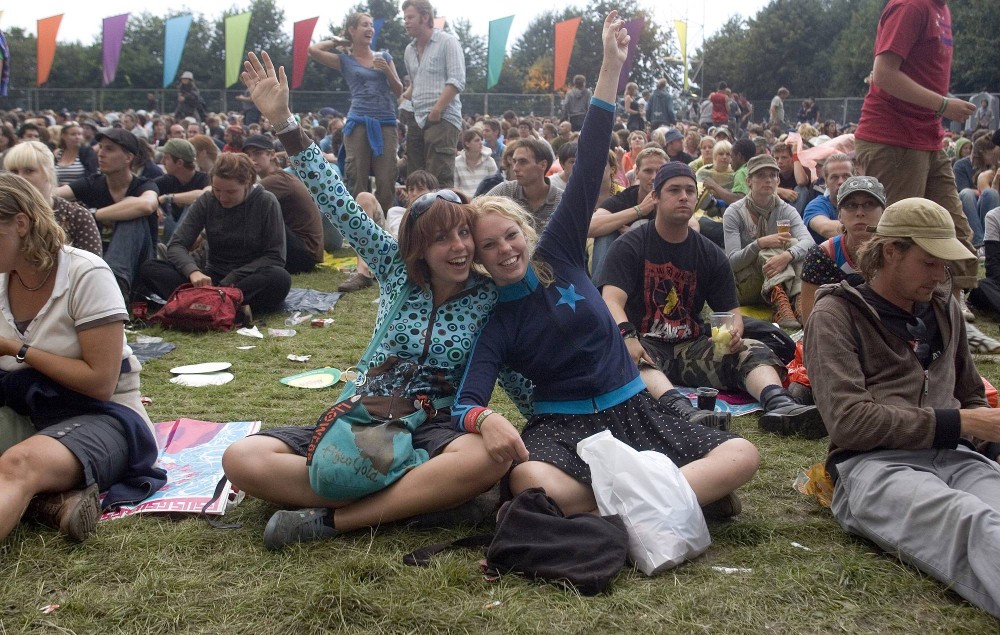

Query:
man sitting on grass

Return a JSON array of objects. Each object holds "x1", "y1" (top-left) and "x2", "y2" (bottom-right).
[{"x1": 806, "y1": 198, "x2": 1000, "y2": 619}]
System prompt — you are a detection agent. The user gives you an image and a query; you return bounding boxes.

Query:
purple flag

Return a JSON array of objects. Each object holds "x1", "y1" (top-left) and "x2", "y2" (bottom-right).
[
  {"x1": 617, "y1": 18, "x2": 644, "y2": 93},
  {"x1": 102, "y1": 13, "x2": 129, "y2": 86}
]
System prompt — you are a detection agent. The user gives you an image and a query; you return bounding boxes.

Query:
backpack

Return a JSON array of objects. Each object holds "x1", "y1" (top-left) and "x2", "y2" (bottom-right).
[{"x1": 149, "y1": 284, "x2": 244, "y2": 331}]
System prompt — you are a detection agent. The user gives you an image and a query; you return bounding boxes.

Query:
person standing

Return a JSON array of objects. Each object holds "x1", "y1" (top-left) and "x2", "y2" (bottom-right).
[
  {"x1": 308, "y1": 13, "x2": 402, "y2": 214},
  {"x1": 174, "y1": 72, "x2": 207, "y2": 123},
  {"x1": 401, "y1": 0, "x2": 465, "y2": 188},
  {"x1": 853, "y1": 0, "x2": 978, "y2": 298},
  {"x1": 769, "y1": 87, "x2": 789, "y2": 128},
  {"x1": 563, "y1": 75, "x2": 592, "y2": 132}
]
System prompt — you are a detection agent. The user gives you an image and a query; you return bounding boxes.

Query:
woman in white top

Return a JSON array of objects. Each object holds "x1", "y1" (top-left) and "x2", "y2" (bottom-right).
[
  {"x1": 453, "y1": 129, "x2": 497, "y2": 197},
  {"x1": 0, "y1": 173, "x2": 157, "y2": 544},
  {"x1": 54, "y1": 122, "x2": 97, "y2": 186}
]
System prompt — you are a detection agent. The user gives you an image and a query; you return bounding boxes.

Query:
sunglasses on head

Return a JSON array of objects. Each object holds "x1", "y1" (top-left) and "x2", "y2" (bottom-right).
[{"x1": 407, "y1": 189, "x2": 462, "y2": 225}]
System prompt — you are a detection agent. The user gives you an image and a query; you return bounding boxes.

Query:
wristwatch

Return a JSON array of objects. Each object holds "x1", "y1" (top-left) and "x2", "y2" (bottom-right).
[
  {"x1": 272, "y1": 115, "x2": 298, "y2": 134},
  {"x1": 15, "y1": 344, "x2": 29, "y2": 363}
]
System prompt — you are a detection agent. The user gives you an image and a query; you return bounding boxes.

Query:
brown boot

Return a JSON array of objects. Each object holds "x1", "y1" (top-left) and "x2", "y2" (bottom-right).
[
  {"x1": 770, "y1": 285, "x2": 801, "y2": 329},
  {"x1": 24, "y1": 484, "x2": 101, "y2": 542}
]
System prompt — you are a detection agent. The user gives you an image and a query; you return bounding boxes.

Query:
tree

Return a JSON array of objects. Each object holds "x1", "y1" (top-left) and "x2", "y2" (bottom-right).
[
  {"x1": 829, "y1": 0, "x2": 884, "y2": 96},
  {"x1": 450, "y1": 18, "x2": 487, "y2": 93},
  {"x1": 951, "y1": 0, "x2": 1000, "y2": 93}
]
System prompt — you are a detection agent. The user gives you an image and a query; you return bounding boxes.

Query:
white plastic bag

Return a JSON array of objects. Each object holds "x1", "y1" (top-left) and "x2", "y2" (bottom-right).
[{"x1": 577, "y1": 430, "x2": 711, "y2": 575}]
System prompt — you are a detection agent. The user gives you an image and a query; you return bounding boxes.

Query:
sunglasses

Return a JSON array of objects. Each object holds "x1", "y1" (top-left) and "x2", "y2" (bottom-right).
[{"x1": 407, "y1": 189, "x2": 462, "y2": 225}]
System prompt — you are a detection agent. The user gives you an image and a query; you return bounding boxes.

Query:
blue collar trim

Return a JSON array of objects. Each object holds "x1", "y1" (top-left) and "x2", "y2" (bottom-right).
[{"x1": 498, "y1": 265, "x2": 539, "y2": 302}]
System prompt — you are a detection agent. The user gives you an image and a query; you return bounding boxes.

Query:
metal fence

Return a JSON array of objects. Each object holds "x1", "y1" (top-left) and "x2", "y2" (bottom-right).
[
  {"x1": 2, "y1": 88, "x2": 560, "y2": 119},
  {"x1": 5, "y1": 88, "x2": 994, "y2": 130}
]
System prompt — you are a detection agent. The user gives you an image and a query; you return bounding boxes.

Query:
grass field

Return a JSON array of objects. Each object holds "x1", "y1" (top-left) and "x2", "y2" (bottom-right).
[{"x1": 2, "y1": 256, "x2": 999, "y2": 634}]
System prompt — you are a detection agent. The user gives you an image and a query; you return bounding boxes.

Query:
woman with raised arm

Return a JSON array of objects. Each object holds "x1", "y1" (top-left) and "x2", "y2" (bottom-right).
[
  {"x1": 222, "y1": 49, "x2": 530, "y2": 550},
  {"x1": 451, "y1": 13, "x2": 759, "y2": 520}
]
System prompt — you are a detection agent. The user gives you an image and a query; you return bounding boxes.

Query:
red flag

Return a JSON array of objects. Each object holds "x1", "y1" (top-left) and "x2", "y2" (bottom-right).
[
  {"x1": 553, "y1": 17, "x2": 581, "y2": 91},
  {"x1": 292, "y1": 17, "x2": 319, "y2": 90},
  {"x1": 37, "y1": 14, "x2": 63, "y2": 86}
]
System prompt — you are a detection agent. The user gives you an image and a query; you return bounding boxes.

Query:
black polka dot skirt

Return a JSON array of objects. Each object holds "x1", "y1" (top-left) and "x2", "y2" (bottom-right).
[{"x1": 521, "y1": 390, "x2": 739, "y2": 483}]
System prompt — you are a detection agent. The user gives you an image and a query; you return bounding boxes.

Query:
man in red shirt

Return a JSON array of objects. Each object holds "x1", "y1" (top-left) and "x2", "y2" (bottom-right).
[
  {"x1": 853, "y1": 0, "x2": 977, "y2": 292},
  {"x1": 708, "y1": 82, "x2": 730, "y2": 127}
]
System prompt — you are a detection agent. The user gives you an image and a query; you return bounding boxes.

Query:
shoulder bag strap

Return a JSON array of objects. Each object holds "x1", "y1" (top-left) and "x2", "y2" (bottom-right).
[{"x1": 337, "y1": 282, "x2": 413, "y2": 402}]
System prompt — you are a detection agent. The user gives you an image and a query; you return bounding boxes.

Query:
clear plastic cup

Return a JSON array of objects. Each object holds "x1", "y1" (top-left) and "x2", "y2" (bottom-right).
[
  {"x1": 776, "y1": 219, "x2": 791, "y2": 235},
  {"x1": 709, "y1": 312, "x2": 735, "y2": 358}
]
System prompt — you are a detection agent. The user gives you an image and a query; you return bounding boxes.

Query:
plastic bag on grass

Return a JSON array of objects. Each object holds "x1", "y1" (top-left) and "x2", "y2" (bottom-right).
[{"x1": 577, "y1": 430, "x2": 711, "y2": 575}]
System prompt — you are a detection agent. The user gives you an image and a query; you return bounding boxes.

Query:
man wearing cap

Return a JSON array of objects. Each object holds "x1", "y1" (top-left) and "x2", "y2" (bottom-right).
[
  {"x1": 806, "y1": 197, "x2": 1000, "y2": 619},
  {"x1": 154, "y1": 138, "x2": 210, "y2": 241},
  {"x1": 599, "y1": 161, "x2": 825, "y2": 439},
  {"x1": 663, "y1": 127, "x2": 693, "y2": 164},
  {"x1": 242, "y1": 134, "x2": 324, "y2": 274},
  {"x1": 55, "y1": 129, "x2": 159, "y2": 301}
]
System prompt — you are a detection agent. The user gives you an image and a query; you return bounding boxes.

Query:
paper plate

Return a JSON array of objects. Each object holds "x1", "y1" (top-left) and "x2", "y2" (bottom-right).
[
  {"x1": 170, "y1": 362, "x2": 233, "y2": 375},
  {"x1": 170, "y1": 372, "x2": 235, "y2": 387},
  {"x1": 280, "y1": 367, "x2": 342, "y2": 389}
]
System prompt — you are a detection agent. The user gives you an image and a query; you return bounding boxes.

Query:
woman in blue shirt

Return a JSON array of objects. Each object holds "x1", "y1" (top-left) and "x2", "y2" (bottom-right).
[{"x1": 452, "y1": 14, "x2": 759, "y2": 518}]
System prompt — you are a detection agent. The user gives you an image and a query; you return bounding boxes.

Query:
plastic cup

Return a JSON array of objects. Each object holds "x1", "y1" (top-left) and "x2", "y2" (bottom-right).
[
  {"x1": 709, "y1": 312, "x2": 735, "y2": 358},
  {"x1": 777, "y1": 219, "x2": 791, "y2": 235},
  {"x1": 696, "y1": 387, "x2": 719, "y2": 411}
]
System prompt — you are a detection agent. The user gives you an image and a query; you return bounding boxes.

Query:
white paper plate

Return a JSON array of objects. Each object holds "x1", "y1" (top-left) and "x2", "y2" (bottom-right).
[
  {"x1": 170, "y1": 372, "x2": 235, "y2": 387},
  {"x1": 170, "y1": 362, "x2": 233, "y2": 375}
]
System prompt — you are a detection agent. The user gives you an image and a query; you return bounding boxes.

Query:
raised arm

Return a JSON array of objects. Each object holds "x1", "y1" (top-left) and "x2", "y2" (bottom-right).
[{"x1": 307, "y1": 41, "x2": 344, "y2": 72}]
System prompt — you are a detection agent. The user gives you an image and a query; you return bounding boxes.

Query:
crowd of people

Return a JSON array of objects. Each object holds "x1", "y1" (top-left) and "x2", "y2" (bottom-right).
[{"x1": 2, "y1": 0, "x2": 1000, "y2": 619}]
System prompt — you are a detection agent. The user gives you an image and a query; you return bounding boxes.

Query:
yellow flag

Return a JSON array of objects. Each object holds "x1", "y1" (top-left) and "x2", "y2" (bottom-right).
[{"x1": 674, "y1": 20, "x2": 688, "y2": 92}]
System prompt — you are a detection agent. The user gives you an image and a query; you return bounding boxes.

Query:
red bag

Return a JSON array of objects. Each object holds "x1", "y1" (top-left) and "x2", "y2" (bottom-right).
[{"x1": 149, "y1": 284, "x2": 244, "y2": 331}]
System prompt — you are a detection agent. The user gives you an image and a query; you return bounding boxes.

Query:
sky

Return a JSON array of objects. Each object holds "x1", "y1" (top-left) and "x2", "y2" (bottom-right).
[{"x1": 3, "y1": 0, "x2": 773, "y2": 53}]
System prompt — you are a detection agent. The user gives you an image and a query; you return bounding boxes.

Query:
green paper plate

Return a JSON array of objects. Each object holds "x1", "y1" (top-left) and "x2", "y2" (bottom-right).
[{"x1": 279, "y1": 367, "x2": 342, "y2": 389}]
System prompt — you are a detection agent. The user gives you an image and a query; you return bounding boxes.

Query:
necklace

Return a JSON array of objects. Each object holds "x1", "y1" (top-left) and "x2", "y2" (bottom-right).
[{"x1": 12, "y1": 267, "x2": 53, "y2": 292}]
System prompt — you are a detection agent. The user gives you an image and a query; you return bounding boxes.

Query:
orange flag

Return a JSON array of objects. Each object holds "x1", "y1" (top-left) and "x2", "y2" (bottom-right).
[
  {"x1": 37, "y1": 14, "x2": 63, "y2": 86},
  {"x1": 553, "y1": 17, "x2": 581, "y2": 91}
]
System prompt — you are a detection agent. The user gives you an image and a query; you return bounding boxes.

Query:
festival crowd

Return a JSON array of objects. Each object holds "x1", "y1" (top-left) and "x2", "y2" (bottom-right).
[{"x1": 3, "y1": 0, "x2": 1000, "y2": 619}]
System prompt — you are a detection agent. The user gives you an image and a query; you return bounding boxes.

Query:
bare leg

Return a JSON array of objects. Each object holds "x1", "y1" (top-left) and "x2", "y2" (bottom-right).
[
  {"x1": 354, "y1": 192, "x2": 385, "y2": 281},
  {"x1": 679, "y1": 438, "x2": 759, "y2": 505},
  {"x1": 223, "y1": 433, "x2": 509, "y2": 532},
  {"x1": 638, "y1": 365, "x2": 675, "y2": 399},
  {"x1": 743, "y1": 365, "x2": 783, "y2": 401},
  {"x1": 0, "y1": 436, "x2": 86, "y2": 541},
  {"x1": 509, "y1": 461, "x2": 598, "y2": 516}
]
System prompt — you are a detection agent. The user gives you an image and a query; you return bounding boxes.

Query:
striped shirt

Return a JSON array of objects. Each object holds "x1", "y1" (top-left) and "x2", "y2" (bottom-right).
[
  {"x1": 55, "y1": 155, "x2": 86, "y2": 186},
  {"x1": 404, "y1": 29, "x2": 465, "y2": 129}
]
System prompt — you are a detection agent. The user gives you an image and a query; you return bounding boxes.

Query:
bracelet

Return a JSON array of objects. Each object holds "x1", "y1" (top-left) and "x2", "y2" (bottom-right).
[
  {"x1": 935, "y1": 97, "x2": 948, "y2": 117},
  {"x1": 15, "y1": 343, "x2": 29, "y2": 363},
  {"x1": 618, "y1": 321, "x2": 638, "y2": 339},
  {"x1": 634, "y1": 205, "x2": 643, "y2": 220},
  {"x1": 474, "y1": 408, "x2": 495, "y2": 432}
]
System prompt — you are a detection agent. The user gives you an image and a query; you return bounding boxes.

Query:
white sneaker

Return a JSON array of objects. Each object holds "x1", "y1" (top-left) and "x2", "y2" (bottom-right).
[
  {"x1": 966, "y1": 323, "x2": 1000, "y2": 354},
  {"x1": 959, "y1": 292, "x2": 976, "y2": 323}
]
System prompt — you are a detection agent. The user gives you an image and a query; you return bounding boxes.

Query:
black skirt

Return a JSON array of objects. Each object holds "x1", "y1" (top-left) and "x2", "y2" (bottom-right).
[{"x1": 521, "y1": 390, "x2": 738, "y2": 483}]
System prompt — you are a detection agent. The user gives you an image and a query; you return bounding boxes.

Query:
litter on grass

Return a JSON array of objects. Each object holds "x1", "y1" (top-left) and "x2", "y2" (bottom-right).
[
  {"x1": 237, "y1": 326, "x2": 263, "y2": 339},
  {"x1": 287, "y1": 354, "x2": 311, "y2": 362},
  {"x1": 280, "y1": 367, "x2": 342, "y2": 389},
  {"x1": 236, "y1": 345, "x2": 256, "y2": 350},
  {"x1": 711, "y1": 566, "x2": 753, "y2": 574},
  {"x1": 790, "y1": 542, "x2": 813, "y2": 551},
  {"x1": 170, "y1": 372, "x2": 234, "y2": 387},
  {"x1": 268, "y1": 328, "x2": 297, "y2": 337}
]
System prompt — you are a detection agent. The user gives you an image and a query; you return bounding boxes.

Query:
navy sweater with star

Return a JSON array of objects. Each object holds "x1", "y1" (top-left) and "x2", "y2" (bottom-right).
[{"x1": 453, "y1": 99, "x2": 644, "y2": 427}]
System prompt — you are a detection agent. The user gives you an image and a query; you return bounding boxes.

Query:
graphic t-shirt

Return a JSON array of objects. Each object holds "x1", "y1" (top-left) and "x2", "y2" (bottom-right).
[{"x1": 597, "y1": 223, "x2": 738, "y2": 343}]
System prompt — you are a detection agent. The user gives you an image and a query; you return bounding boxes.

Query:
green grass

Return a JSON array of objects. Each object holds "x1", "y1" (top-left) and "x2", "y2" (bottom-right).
[{"x1": 2, "y1": 254, "x2": 998, "y2": 634}]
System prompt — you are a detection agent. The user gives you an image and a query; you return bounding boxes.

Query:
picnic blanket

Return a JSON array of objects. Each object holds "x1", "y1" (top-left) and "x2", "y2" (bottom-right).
[
  {"x1": 282, "y1": 287, "x2": 343, "y2": 314},
  {"x1": 676, "y1": 385, "x2": 762, "y2": 417},
  {"x1": 101, "y1": 418, "x2": 260, "y2": 520}
]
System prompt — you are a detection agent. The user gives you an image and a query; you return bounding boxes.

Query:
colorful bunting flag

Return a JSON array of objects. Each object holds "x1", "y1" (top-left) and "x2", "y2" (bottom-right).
[
  {"x1": 487, "y1": 16, "x2": 514, "y2": 90},
  {"x1": 617, "y1": 18, "x2": 644, "y2": 93},
  {"x1": 102, "y1": 14, "x2": 129, "y2": 86},
  {"x1": 292, "y1": 17, "x2": 319, "y2": 90},
  {"x1": 674, "y1": 20, "x2": 688, "y2": 92},
  {"x1": 36, "y1": 14, "x2": 63, "y2": 86},
  {"x1": 163, "y1": 15, "x2": 193, "y2": 88},
  {"x1": 553, "y1": 17, "x2": 581, "y2": 91},
  {"x1": 225, "y1": 12, "x2": 252, "y2": 88}
]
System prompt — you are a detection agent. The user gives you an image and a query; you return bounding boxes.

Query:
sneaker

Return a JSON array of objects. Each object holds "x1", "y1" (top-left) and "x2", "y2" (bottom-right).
[
  {"x1": 338, "y1": 272, "x2": 374, "y2": 292},
  {"x1": 701, "y1": 492, "x2": 742, "y2": 520},
  {"x1": 966, "y1": 323, "x2": 1000, "y2": 354},
  {"x1": 24, "y1": 484, "x2": 101, "y2": 543},
  {"x1": 959, "y1": 292, "x2": 976, "y2": 323},
  {"x1": 263, "y1": 508, "x2": 338, "y2": 550}
]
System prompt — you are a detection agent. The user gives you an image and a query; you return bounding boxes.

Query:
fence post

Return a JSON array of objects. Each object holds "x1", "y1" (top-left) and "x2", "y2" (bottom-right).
[
  {"x1": 483, "y1": 93, "x2": 489, "y2": 116},
  {"x1": 549, "y1": 94, "x2": 555, "y2": 117},
  {"x1": 842, "y1": 98, "x2": 848, "y2": 126}
]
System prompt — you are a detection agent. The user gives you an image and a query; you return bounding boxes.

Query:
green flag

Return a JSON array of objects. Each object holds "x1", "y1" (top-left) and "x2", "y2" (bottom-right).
[
  {"x1": 487, "y1": 16, "x2": 514, "y2": 90},
  {"x1": 225, "y1": 12, "x2": 252, "y2": 88}
]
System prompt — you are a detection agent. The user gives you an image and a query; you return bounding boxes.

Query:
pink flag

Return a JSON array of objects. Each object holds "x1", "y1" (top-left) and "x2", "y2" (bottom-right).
[
  {"x1": 102, "y1": 13, "x2": 130, "y2": 86},
  {"x1": 553, "y1": 17, "x2": 581, "y2": 91},
  {"x1": 292, "y1": 17, "x2": 319, "y2": 90}
]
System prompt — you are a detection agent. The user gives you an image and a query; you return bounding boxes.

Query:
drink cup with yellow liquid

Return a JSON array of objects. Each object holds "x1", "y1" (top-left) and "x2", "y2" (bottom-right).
[
  {"x1": 776, "y1": 219, "x2": 791, "y2": 235},
  {"x1": 709, "y1": 311, "x2": 735, "y2": 359}
]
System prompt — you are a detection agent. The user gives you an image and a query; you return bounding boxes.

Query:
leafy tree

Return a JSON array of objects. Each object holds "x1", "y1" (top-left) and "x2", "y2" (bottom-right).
[
  {"x1": 450, "y1": 18, "x2": 487, "y2": 93},
  {"x1": 951, "y1": 0, "x2": 1000, "y2": 93},
  {"x1": 829, "y1": 0, "x2": 884, "y2": 96}
]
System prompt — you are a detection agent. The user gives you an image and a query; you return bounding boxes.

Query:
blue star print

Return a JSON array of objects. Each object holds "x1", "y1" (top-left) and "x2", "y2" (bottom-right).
[{"x1": 555, "y1": 284, "x2": 586, "y2": 311}]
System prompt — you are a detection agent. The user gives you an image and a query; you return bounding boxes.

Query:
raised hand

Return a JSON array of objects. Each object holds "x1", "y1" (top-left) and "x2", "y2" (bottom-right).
[
  {"x1": 241, "y1": 51, "x2": 292, "y2": 124},
  {"x1": 602, "y1": 11, "x2": 630, "y2": 68}
]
